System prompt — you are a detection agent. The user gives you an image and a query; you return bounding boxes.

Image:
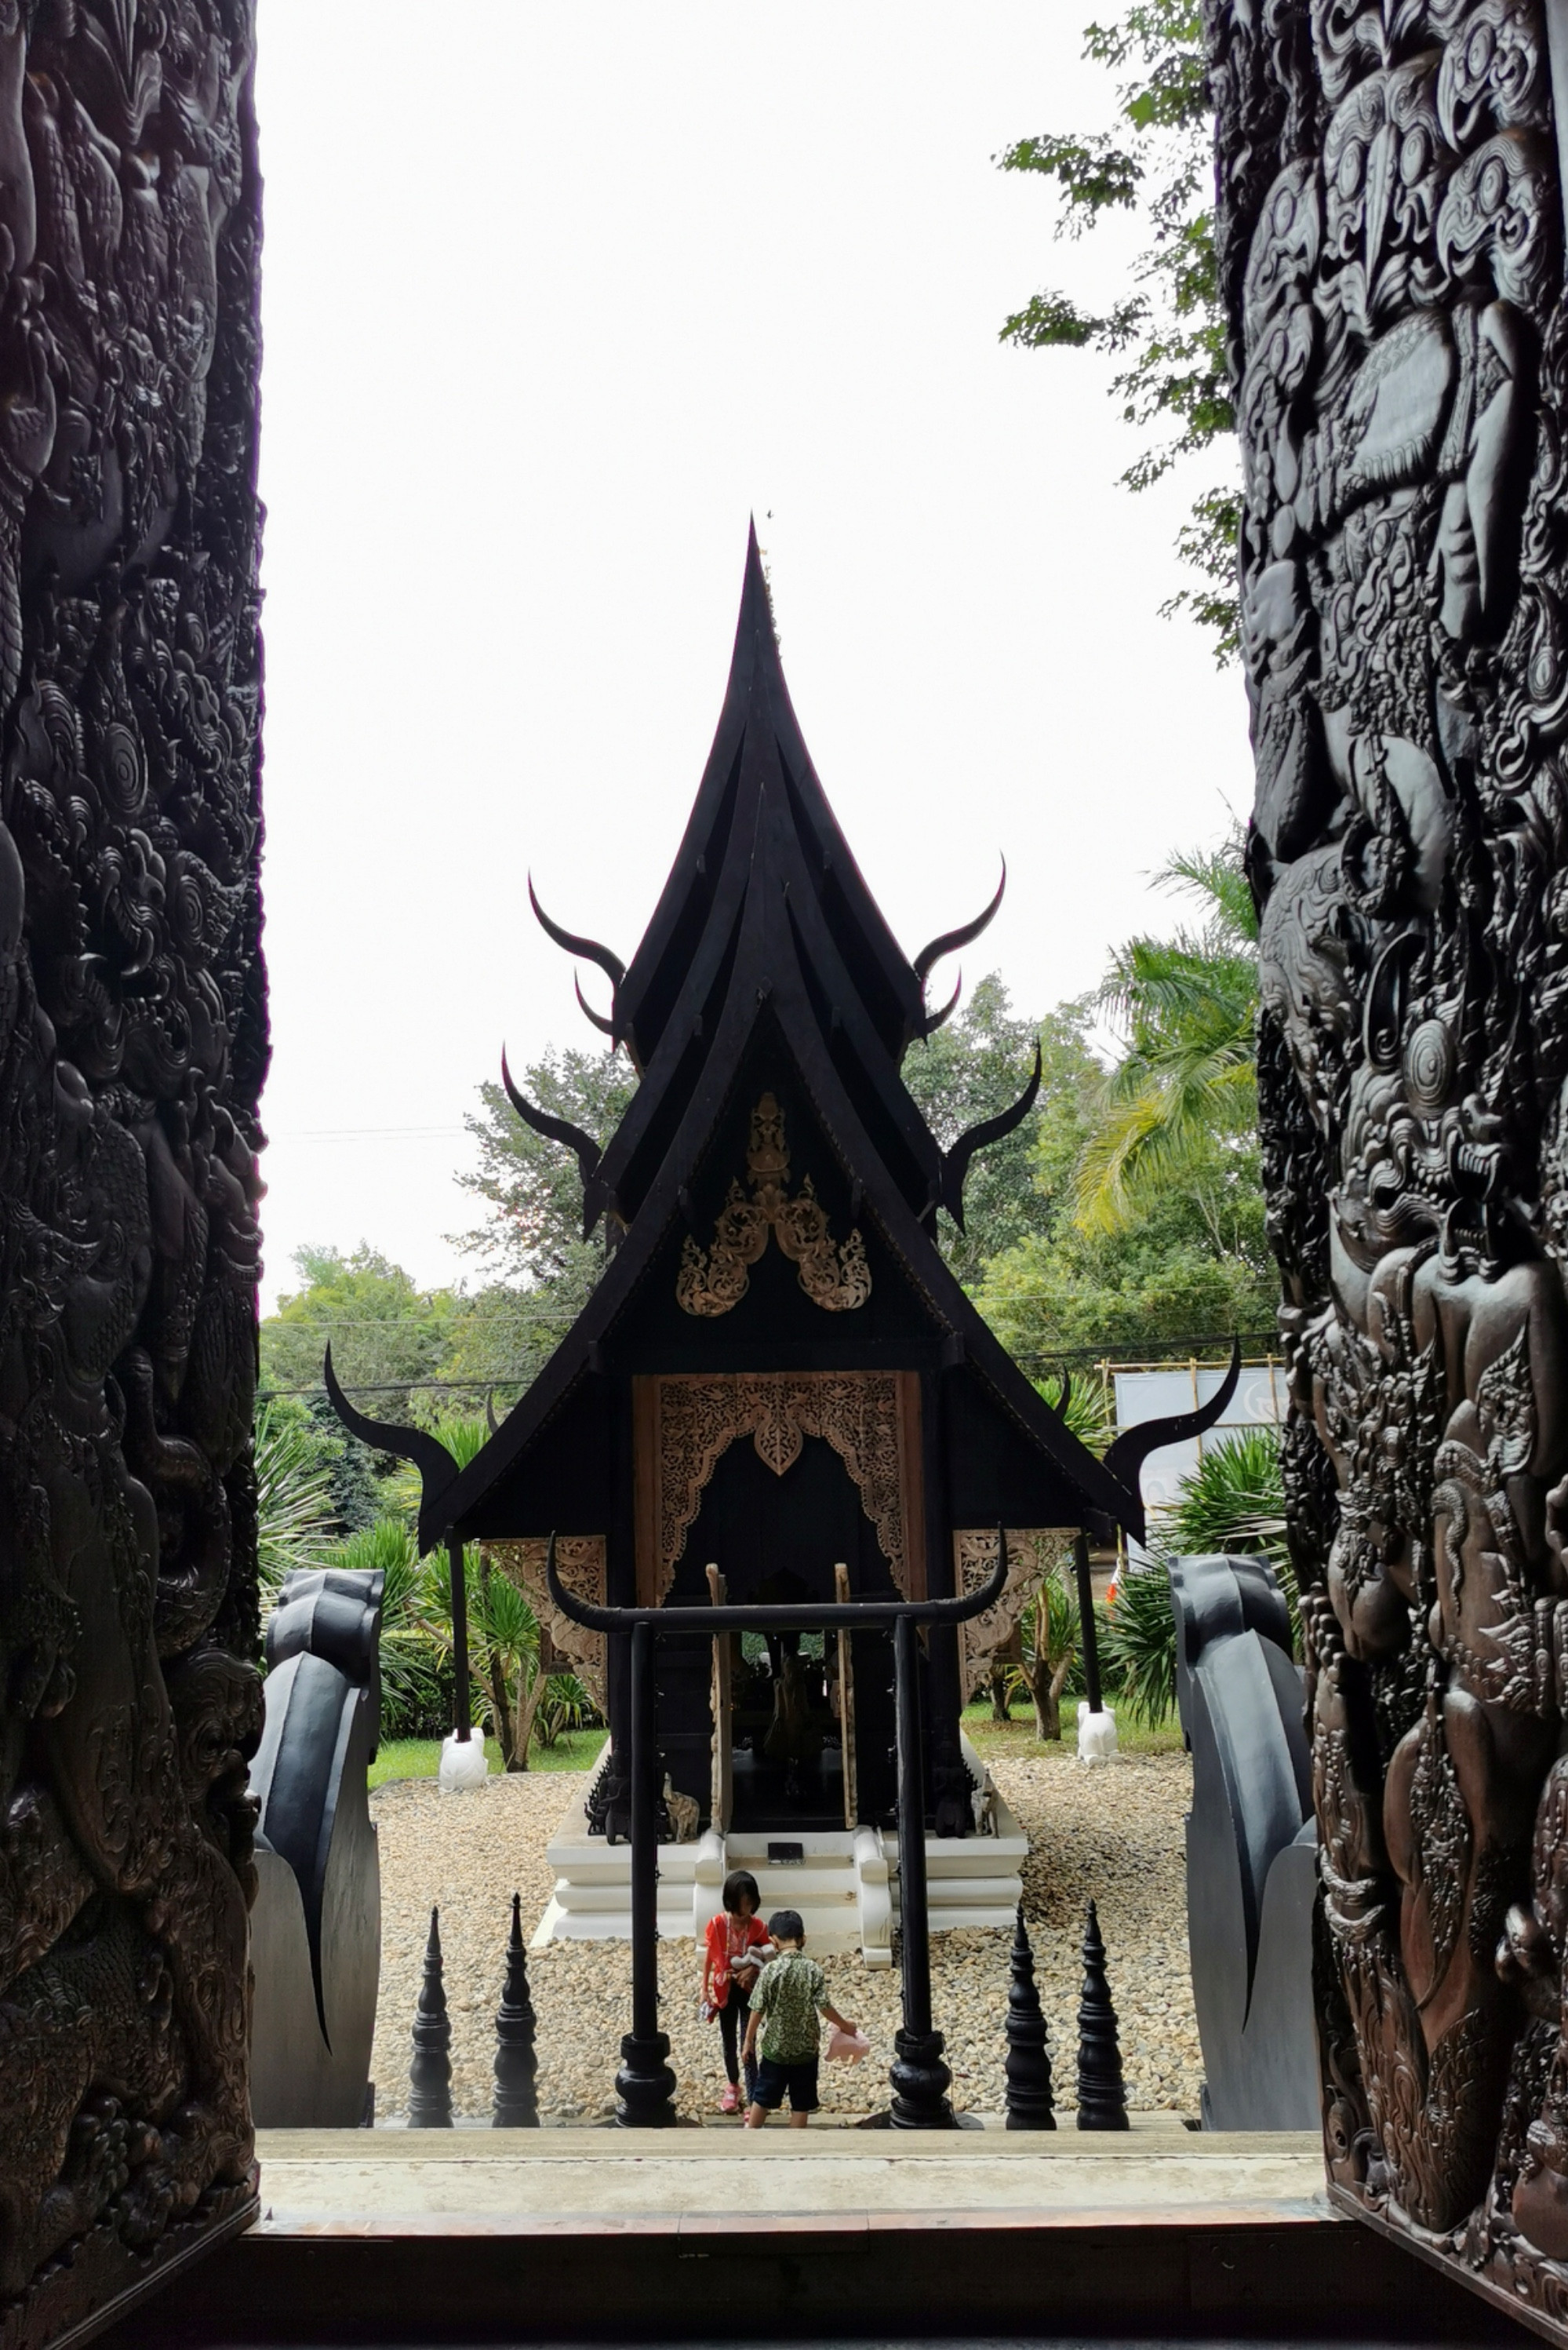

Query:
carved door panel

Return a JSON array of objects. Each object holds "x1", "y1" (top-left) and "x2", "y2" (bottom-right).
[
  {"x1": 0, "y1": 5, "x2": 266, "y2": 2345},
  {"x1": 1210, "y1": 0, "x2": 1568, "y2": 2330}
]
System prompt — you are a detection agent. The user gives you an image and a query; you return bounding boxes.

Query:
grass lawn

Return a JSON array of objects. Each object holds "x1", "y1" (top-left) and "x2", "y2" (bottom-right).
[
  {"x1": 962, "y1": 1696, "x2": 1186, "y2": 1761},
  {"x1": 369, "y1": 1728, "x2": 608, "y2": 1791}
]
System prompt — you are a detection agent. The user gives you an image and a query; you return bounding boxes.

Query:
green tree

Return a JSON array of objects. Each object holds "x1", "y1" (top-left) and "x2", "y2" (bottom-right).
[
  {"x1": 448, "y1": 1044, "x2": 640, "y2": 1397},
  {"x1": 1074, "y1": 831, "x2": 1259, "y2": 1241},
  {"x1": 973, "y1": 830, "x2": 1272, "y2": 1364},
  {"x1": 458, "y1": 1045, "x2": 636, "y2": 1286},
  {"x1": 260, "y1": 1244, "x2": 467, "y2": 1425},
  {"x1": 999, "y1": 0, "x2": 1235, "y2": 658}
]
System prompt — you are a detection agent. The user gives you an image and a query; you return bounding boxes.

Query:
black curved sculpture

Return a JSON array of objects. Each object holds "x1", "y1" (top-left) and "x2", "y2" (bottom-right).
[
  {"x1": 1169, "y1": 1552, "x2": 1318, "y2": 2133},
  {"x1": 249, "y1": 1568, "x2": 384, "y2": 2130}
]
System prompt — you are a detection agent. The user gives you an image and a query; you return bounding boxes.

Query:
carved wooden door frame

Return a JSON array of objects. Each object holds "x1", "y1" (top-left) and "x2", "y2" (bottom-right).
[{"x1": 631, "y1": 1370, "x2": 926, "y2": 1606}]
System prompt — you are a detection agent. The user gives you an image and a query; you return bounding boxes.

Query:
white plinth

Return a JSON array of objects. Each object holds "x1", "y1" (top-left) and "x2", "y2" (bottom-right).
[
  {"x1": 1077, "y1": 1704, "x2": 1119, "y2": 1765},
  {"x1": 532, "y1": 1738, "x2": 1024, "y2": 1961},
  {"x1": 438, "y1": 1731, "x2": 490, "y2": 1792}
]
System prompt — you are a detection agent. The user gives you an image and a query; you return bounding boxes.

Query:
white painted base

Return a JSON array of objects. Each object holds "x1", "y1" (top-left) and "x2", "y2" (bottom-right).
[
  {"x1": 438, "y1": 1731, "x2": 490, "y2": 1792},
  {"x1": 533, "y1": 1737, "x2": 1025, "y2": 1959},
  {"x1": 1077, "y1": 1705, "x2": 1119, "y2": 1765}
]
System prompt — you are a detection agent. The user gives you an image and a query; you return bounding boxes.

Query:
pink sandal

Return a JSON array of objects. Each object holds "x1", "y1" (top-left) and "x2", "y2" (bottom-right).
[{"x1": 720, "y1": 2083, "x2": 739, "y2": 2112}]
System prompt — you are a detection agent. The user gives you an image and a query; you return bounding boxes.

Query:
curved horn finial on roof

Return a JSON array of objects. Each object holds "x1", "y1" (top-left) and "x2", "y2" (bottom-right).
[
  {"x1": 501, "y1": 1047, "x2": 603, "y2": 1209},
  {"x1": 941, "y1": 1040, "x2": 1042, "y2": 1230},
  {"x1": 914, "y1": 967, "x2": 963, "y2": 1040},
  {"x1": 485, "y1": 1386, "x2": 501, "y2": 1437},
  {"x1": 574, "y1": 972, "x2": 617, "y2": 1040},
  {"x1": 1099, "y1": 1339, "x2": 1243, "y2": 1512},
  {"x1": 912, "y1": 858, "x2": 1006, "y2": 986},
  {"x1": 323, "y1": 1344, "x2": 461, "y2": 1550},
  {"x1": 528, "y1": 876, "x2": 627, "y2": 993}
]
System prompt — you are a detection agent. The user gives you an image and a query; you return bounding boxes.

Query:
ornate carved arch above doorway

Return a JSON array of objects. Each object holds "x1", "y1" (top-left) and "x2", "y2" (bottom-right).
[{"x1": 632, "y1": 1371, "x2": 926, "y2": 1605}]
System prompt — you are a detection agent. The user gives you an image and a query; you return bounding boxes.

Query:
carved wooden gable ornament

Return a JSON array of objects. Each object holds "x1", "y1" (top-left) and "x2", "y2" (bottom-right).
[{"x1": 676, "y1": 1091, "x2": 871, "y2": 1317}]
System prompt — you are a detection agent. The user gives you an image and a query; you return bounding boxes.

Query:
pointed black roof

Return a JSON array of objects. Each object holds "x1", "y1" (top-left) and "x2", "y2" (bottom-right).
[
  {"x1": 577, "y1": 524, "x2": 950, "y2": 1241},
  {"x1": 334, "y1": 529, "x2": 1223, "y2": 1550}
]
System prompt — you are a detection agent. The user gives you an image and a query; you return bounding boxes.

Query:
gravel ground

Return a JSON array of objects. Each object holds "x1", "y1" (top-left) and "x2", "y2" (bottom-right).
[{"x1": 368, "y1": 1748, "x2": 1201, "y2": 2124}]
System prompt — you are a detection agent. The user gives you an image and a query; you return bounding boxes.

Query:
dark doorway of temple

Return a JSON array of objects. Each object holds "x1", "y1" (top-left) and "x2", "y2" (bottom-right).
[{"x1": 661, "y1": 1434, "x2": 900, "y2": 1829}]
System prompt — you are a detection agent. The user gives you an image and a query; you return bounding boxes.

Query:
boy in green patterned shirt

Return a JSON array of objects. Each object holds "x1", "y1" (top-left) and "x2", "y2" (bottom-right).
[{"x1": 741, "y1": 1909, "x2": 859, "y2": 2127}]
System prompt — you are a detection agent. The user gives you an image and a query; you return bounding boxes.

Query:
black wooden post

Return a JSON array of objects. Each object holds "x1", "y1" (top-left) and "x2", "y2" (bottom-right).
[
  {"x1": 493, "y1": 1892, "x2": 540, "y2": 2127},
  {"x1": 615, "y1": 1618, "x2": 677, "y2": 2126},
  {"x1": 889, "y1": 1613, "x2": 955, "y2": 2128},
  {"x1": 408, "y1": 1906, "x2": 453, "y2": 2128},
  {"x1": 1075, "y1": 1899, "x2": 1128, "y2": 2130},
  {"x1": 448, "y1": 1533, "x2": 472, "y2": 1741},
  {"x1": 1073, "y1": 1531, "x2": 1104, "y2": 1715},
  {"x1": 1004, "y1": 1904, "x2": 1056, "y2": 2130}
]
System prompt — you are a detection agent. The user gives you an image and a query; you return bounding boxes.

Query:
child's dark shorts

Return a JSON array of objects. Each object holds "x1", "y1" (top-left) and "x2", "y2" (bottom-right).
[{"x1": 753, "y1": 2055, "x2": 820, "y2": 2112}]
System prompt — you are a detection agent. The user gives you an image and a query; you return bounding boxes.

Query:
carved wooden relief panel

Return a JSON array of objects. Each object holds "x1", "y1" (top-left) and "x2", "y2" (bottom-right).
[
  {"x1": 0, "y1": 5, "x2": 264, "y2": 2341},
  {"x1": 952, "y1": 1529, "x2": 1073, "y2": 1704},
  {"x1": 632, "y1": 1370, "x2": 923, "y2": 1604},
  {"x1": 675, "y1": 1092, "x2": 871, "y2": 1317},
  {"x1": 1210, "y1": 0, "x2": 1568, "y2": 2324},
  {"x1": 489, "y1": 1537, "x2": 608, "y2": 1714}
]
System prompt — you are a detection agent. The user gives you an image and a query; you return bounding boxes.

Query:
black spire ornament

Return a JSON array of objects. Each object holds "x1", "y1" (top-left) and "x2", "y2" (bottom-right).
[
  {"x1": 493, "y1": 1892, "x2": 540, "y2": 2127},
  {"x1": 408, "y1": 1905, "x2": 454, "y2": 2129},
  {"x1": 1075, "y1": 1899, "x2": 1128, "y2": 2130},
  {"x1": 1004, "y1": 1904, "x2": 1056, "y2": 2130}
]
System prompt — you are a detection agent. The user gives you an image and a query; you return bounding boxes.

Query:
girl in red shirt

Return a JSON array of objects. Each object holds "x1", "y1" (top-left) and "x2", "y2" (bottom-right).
[{"x1": 701, "y1": 1869, "x2": 772, "y2": 2112}]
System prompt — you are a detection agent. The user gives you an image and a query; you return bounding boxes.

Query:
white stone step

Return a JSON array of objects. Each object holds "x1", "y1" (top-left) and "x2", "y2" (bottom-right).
[{"x1": 533, "y1": 1742, "x2": 1024, "y2": 1961}]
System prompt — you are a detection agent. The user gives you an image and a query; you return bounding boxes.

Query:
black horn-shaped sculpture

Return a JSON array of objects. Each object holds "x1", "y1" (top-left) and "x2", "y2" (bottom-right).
[
  {"x1": 1096, "y1": 1338, "x2": 1242, "y2": 1530},
  {"x1": 323, "y1": 1347, "x2": 475, "y2": 1747},
  {"x1": 545, "y1": 1529, "x2": 1013, "y2": 2129},
  {"x1": 323, "y1": 1346, "x2": 462, "y2": 1543},
  {"x1": 501, "y1": 1046, "x2": 603, "y2": 1231},
  {"x1": 574, "y1": 971, "x2": 616, "y2": 1039},
  {"x1": 529, "y1": 875, "x2": 626, "y2": 999},
  {"x1": 941, "y1": 1042, "x2": 1042, "y2": 1228},
  {"x1": 914, "y1": 966, "x2": 963, "y2": 1040},
  {"x1": 912, "y1": 858, "x2": 1006, "y2": 986}
]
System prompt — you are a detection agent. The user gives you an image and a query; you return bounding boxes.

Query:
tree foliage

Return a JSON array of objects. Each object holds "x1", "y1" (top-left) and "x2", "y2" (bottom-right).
[
  {"x1": 261, "y1": 1244, "x2": 467, "y2": 1423},
  {"x1": 1074, "y1": 829, "x2": 1259, "y2": 1238},
  {"x1": 999, "y1": 0, "x2": 1237, "y2": 659}
]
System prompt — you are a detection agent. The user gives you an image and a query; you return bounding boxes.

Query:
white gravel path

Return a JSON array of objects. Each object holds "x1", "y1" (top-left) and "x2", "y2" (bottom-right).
[{"x1": 368, "y1": 1748, "x2": 1201, "y2": 2124}]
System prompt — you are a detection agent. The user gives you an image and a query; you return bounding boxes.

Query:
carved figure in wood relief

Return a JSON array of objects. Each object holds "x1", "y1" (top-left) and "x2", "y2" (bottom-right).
[
  {"x1": 0, "y1": 3, "x2": 264, "y2": 2334},
  {"x1": 1212, "y1": 0, "x2": 1568, "y2": 2319}
]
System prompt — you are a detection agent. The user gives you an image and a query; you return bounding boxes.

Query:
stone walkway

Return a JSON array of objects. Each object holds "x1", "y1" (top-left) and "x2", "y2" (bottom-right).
[{"x1": 368, "y1": 1748, "x2": 1201, "y2": 2123}]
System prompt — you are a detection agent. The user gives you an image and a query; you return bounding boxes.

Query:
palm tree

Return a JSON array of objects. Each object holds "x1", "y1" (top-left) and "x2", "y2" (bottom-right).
[
  {"x1": 1074, "y1": 830, "x2": 1259, "y2": 1237},
  {"x1": 254, "y1": 1402, "x2": 337, "y2": 1607}
]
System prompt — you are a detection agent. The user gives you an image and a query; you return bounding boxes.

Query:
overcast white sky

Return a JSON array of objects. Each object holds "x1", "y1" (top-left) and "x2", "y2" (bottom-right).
[{"x1": 253, "y1": 2, "x2": 1252, "y2": 1316}]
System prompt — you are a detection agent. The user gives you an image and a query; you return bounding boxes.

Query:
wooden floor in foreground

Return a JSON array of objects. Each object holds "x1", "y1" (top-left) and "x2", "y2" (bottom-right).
[{"x1": 93, "y1": 2125, "x2": 1526, "y2": 2348}]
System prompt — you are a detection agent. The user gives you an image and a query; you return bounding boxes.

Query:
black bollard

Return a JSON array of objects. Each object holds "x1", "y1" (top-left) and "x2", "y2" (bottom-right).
[
  {"x1": 1075, "y1": 1899, "x2": 1128, "y2": 2130},
  {"x1": 493, "y1": 1893, "x2": 540, "y2": 2127},
  {"x1": 1004, "y1": 1904, "x2": 1056, "y2": 2130},
  {"x1": 408, "y1": 1905, "x2": 454, "y2": 2128},
  {"x1": 888, "y1": 1612, "x2": 957, "y2": 2127},
  {"x1": 615, "y1": 1617, "x2": 678, "y2": 2124}
]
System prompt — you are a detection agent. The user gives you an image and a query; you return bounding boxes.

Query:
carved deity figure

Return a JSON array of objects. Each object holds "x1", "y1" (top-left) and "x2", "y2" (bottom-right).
[
  {"x1": 1212, "y1": 0, "x2": 1568, "y2": 2313},
  {"x1": 0, "y1": 1, "x2": 264, "y2": 2323}
]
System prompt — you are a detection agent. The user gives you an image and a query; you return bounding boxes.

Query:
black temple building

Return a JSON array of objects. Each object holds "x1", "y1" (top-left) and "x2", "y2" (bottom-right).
[{"x1": 356, "y1": 530, "x2": 1161, "y2": 1838}]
